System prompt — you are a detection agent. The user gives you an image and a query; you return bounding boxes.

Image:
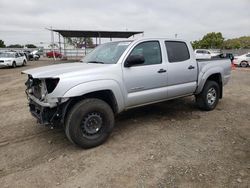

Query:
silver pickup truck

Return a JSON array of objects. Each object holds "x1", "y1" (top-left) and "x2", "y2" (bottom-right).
[{"x1": 22, "y1": 38, "x2": 231, "y2": 148}]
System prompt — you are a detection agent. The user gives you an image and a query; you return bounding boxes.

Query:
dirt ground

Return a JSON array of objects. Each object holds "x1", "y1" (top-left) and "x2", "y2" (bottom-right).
[{"x1": 0, "y1": 59, "x2": 249, "y2": 188}]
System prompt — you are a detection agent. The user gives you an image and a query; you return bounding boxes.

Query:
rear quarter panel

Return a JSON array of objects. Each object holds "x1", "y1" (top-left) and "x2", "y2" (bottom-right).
[{"x1": 196, "y1": 59, "x2": 231, "y2": 94}]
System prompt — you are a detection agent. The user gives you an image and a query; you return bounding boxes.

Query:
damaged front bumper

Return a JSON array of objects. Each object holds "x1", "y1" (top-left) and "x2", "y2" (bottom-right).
[
  {"x1": 29, "y1": 99, "x2": 57, "y2": 125},
  {"x1": 27, "y1": 93, "x2": 67, "y2": 126}
]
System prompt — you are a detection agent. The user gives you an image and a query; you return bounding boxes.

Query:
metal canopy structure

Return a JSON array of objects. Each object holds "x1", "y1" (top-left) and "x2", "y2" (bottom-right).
[
  {"x1": 51, "y1": 29, "x2": 144, "y2": 38},
  {"x1": 48, "y1": 28, "x2": 144, "y2": 59}
]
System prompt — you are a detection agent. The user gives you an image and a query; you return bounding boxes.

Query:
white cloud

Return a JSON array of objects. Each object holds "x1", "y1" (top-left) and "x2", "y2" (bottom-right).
[{"x1": 0, "y1": 0, "x2": 249, "y2": 45}]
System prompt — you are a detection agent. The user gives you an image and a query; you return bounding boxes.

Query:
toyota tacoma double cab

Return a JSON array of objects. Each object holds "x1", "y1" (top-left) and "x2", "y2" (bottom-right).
[{"x1": 22, "y1": 38, "x2": 231, "y2": 148}]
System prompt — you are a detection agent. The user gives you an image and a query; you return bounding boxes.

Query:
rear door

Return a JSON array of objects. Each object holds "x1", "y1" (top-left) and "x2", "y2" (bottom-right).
[
  {"x1": 165, "y1": 41, "x2": 198, "y2": 98},
  {"x1": 122, "y1": 40, "x2": 168, "y2": 108}
]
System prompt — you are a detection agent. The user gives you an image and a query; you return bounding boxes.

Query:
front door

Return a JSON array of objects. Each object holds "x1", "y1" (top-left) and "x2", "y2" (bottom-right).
[{"x1": 122, "y1": 41, "x2": 168, "y2": 108}]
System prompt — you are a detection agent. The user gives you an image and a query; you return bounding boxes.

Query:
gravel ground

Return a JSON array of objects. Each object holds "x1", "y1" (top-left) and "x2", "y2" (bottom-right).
[{"x1": 0, "y1": 60, "x2": 249, "y2": 188}]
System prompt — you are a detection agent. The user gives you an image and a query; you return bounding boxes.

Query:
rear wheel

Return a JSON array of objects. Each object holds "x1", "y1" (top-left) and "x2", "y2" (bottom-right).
[
  {"x1": 65, "y1": 98, "x2": 114, "y2": 148},
  {"x1": 240, "y1": 61, "x2": 248, "y2": 68},
  {"x1": 196, "y1": 81, "x2": 220, "y2": 111}
]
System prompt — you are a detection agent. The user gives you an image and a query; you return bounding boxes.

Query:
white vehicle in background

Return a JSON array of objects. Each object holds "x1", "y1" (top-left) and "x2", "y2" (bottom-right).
[
  {"x1": 209, "y1": 49, "x2": 222, "y2": 57},
  {"x1": 234, "y1": 53, "x2": 250, "y2": 67},
  {"x1": 194, "y1": 49, "x2": 212, "y2": 59},
  {"x1": 0, "y1": 52, "x2": 27, "y2": 68}
]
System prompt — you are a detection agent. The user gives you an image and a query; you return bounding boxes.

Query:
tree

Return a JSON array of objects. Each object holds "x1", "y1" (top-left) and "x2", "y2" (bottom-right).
[
  {"x1": 0, "y1": 39, "x2": 6, "y2": 48},
  {"x1": 25, "y1": 44, "x2": 37, "y2": 48},
  {"x1": 223, "y1": 36, "x2": 250, "y2": 49},
  {"x1": 7, "y1": 44, "x2": 24, "y2": 48},
  {"x1": 66, "y1": 37, "x2": 93, "y2": 48},
  {"x1": 192, "y1": 32, "x2": 224, "y2": 49},
  {"x1": 192, "y1": 33, "x2": 250, "y2": 49}
]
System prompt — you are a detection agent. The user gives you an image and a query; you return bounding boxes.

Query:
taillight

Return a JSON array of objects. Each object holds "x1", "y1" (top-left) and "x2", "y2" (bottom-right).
[{"x1": 45, "y1": 78, "x2": 59, "y2": 93}]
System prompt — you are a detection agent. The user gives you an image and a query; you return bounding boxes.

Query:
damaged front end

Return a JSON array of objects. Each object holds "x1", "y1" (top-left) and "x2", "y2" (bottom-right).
[{"x1": 24, "y1": 75, "x2": 67, "y2": 127}]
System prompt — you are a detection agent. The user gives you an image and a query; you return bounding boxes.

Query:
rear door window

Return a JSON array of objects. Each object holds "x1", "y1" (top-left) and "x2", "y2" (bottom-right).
[{"x1": 165, "y1": 41, "x2": 190, "y2": 63}]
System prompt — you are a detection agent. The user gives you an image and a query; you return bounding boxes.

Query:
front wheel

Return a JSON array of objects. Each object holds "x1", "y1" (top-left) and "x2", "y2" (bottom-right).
[
  {"x1": 12, "y1": 61, "x2": 16, "y2": 68},
  {"x1": 196, "y1": 81, "x2": 220, "y2": 111},
  {"x1": 22, "y1": 60, "x2": 27, "y2": 66},
  {"x1": 65, "y1": 98, "x2": 114, "y2": 149}
]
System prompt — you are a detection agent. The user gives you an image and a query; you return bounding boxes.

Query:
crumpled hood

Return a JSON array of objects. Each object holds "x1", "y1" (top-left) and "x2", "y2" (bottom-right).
[{"x1": 22, "y1": 62, "x2": 110, "y2": 78}]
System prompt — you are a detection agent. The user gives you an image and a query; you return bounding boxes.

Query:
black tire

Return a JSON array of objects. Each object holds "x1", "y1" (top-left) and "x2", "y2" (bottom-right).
[
  {"x1": 196, "y1": 81, "x2": 220, "y2": 111},
  {"x1": 65, "y1": 98, "x2": 114, "y2": 149},
  {"x1": 240, "y1": 61, "x2": 248, "y2": 68},
  {"x1": 12, "y1": 61, "x2": 16, "y2": 68},
  {"x1": 22, "y1": 60, "x2": 27, "y2": 66}
]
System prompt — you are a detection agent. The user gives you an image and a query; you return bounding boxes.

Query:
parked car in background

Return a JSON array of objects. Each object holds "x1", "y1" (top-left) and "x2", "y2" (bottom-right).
[
  {"x1": 29, "y1": 50, "x2": 40, "y2": 61},
  {"x1": 194, "y1": 49, "x2": 212, "y2": 59},
  {"x1": 23, "y1": 50, "x2": 31, "y2": 60},
  {"x1": 46, "y1": 51, "x2": 62, "y2": 58},
  {"x1": 234, "y1": 53, "x2": 250, "y2": 67},
  {"x1": 0, "y1": 52, "x2": 27, "y2": 68},
  {"x1": 209, "y1": 49, "x2": 222, "y2": 57}
]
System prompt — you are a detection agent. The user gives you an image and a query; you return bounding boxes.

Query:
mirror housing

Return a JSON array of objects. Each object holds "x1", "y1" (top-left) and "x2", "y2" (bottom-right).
[{"x1": 125, "y1": 55, "x2": 145, "y2": 67}]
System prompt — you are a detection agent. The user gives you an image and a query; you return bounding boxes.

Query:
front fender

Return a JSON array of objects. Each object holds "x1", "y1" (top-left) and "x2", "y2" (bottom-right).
[{"x1": 63, "y1": 80, "x2": 125, "y2": 112}]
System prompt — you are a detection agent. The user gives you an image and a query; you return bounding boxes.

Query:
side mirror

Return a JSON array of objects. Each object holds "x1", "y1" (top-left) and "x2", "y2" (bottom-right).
[{"x1": 125, "y1": 55, "x2": 145, "y2": 67}]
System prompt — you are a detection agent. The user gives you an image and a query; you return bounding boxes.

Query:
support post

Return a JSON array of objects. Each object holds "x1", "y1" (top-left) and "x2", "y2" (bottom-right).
[
  {"x1": 58, "y1": 33, "x2": 61, "y2": 54},
  {"x1": 50, "y1": 26, "x2": 56, "y2": 61},
  {"x1": 98, "y1": 32, "x2": 101, "y2": 44},
  {"x1": 84, "y1": 37, "x2": 87, "y2": 56},
  {"x1": 63, "y1": 37, "x2": 66, "y2": 59}
]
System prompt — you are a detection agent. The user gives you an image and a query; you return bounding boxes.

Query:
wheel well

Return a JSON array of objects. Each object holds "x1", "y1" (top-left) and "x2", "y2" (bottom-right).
[
  {"x1": 83, "y1": 90, "x2": 118, "y2": 113},
  {"x1": 206, "y1": 73, "x2": 223, "y2": 98},
  {"x1": 241, "y1": 61, "x2": 248, "y2": 64},
  {"x1": 61, "y1": 90, "x2": 118, "y2": 125}
]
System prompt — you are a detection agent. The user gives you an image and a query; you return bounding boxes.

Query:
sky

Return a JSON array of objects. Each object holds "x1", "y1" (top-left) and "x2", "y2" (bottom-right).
[{"x1": 0, "y1": 0, "x2": 249, "y2": 47}]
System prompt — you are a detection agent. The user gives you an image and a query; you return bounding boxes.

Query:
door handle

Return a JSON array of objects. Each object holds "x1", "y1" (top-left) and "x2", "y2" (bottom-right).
[
  {"x1": 157, "y1": 69, "x2": 167, "y2": 73},
  {"x1": 188, "y1": 65, "x2": 195, "y2": 70}
]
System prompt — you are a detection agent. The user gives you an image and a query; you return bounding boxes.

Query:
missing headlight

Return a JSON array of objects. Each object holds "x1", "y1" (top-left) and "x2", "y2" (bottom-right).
[{"x1": 45, "y1": 78, "x2": 60, "y2": 93}]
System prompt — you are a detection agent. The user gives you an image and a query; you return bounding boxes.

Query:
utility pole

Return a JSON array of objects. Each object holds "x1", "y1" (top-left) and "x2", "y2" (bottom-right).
[{"x1": 51, "y1": 26, "x2": 56, "y2": 61}]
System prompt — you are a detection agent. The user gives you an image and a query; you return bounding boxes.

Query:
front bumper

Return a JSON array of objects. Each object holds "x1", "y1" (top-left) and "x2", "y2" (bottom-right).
[
  {"x1": 29, "y1": 99, "x2": 58, "y2": 125},
  {"x1": 27, "y1": 93, "x2": 57, "y2": 108},
  {"x1": 0, "y1": 62, "x2": 11, "y2": 67}
]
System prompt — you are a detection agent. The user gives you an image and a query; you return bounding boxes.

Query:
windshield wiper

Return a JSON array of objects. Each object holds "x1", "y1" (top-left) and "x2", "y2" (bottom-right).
[{"x1": 87, "y1": 61, "x2": 104, "y2": 64}]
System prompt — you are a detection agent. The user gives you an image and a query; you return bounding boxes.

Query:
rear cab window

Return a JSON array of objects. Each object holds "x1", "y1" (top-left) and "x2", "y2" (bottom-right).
[{"x1": 165, "y1": 41, "x2": 190, "y2": 63}]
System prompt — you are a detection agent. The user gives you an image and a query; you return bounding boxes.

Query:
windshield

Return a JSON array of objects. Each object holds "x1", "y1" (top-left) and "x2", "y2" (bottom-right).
[
  {"x1": 0, "y1": 53, "x2": 15, "y2": 58},
  {"x1": 81, "y1": 41, "x2": 132, "y2": 64}
]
